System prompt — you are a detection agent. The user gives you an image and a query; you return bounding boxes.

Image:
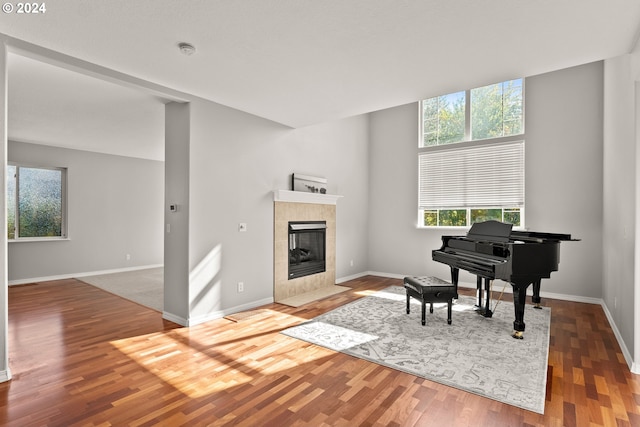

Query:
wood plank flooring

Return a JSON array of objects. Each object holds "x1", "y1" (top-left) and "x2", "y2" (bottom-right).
[{"x1": 0, "y1": 275, "x2": 638, "y2": 426}]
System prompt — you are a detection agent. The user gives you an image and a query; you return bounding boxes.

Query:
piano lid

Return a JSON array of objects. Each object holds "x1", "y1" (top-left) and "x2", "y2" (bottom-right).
[{"x1": 467, "y1": 220, "x2": 513, "y2": 243}]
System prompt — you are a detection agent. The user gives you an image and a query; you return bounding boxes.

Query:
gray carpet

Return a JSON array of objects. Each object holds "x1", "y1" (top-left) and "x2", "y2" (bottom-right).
[
  {"x1": 79, "y1": 267, "x2": 163, "y2": 312},
  {"x1": 282, "y1": 285, "x2": 550, "y2": 414}
]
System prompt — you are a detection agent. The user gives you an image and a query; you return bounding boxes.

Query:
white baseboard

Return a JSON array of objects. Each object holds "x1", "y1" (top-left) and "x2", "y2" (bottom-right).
[
  {"x1": 162, "y1": 311, "x2": 188, "y2": 326},
  {"x1": 163, "y1": 296, "x2": 275, "y2": 327},
  {"x1": 600, "y1": 300, "x2": 636, "y2": 372},
  {"x1": 0, "y1": 368, "x2": 11, "y2": 383},
  {"x1": 365, "y1": 271, "x2": 406, "y2": 280},
  {"x1": 8, "y1": 264, "x2": 164, "y2": 286},
  {"x1": 335, "y1": 271, "x2": 371, "y2": 284},
  {"x1": 362, "y1": 271, "x2": 602, "y2": 305}
]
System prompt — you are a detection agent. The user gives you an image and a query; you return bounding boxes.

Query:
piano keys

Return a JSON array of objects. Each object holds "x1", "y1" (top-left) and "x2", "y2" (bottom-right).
[{"x1": 432, "y1": 220, "x2": 576, "y2": 339}]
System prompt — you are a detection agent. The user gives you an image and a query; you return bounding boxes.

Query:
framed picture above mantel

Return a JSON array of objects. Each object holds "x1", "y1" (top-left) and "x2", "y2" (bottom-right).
[{"x1": 291, "y1": 173, "x2": 327, "y2": 194}]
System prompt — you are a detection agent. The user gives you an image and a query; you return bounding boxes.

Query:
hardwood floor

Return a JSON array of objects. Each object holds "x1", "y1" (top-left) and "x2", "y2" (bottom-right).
[{"x1": 0, "y1": 276, "x2": 638, "y2": 426}]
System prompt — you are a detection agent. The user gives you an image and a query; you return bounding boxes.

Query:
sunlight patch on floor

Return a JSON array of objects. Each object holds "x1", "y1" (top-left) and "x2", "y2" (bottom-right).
[{"x1": 109, "y1": 313, "x2": 326, "y2": 399}]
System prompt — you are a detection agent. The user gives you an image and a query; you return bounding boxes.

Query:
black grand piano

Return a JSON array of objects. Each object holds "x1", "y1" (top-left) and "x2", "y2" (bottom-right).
[{"x1": 432, "y1": 220, "x2": 576, "y2": 339}]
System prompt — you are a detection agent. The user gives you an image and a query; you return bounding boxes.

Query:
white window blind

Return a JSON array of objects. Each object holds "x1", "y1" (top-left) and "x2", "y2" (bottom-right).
[{"x1": 419, "y1": 141, "x2": 524, "y2": 210}]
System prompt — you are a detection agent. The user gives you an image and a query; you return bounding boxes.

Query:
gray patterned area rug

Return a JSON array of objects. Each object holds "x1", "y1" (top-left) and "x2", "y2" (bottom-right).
[{"x1": 282, "y1": 285, "x2": 550, "y2": 414}]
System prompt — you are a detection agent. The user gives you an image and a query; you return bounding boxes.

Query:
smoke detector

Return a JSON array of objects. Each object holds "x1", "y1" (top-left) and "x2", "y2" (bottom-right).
[{"x1": 178, "y1": 42, "x2": 196, "y2": 56}]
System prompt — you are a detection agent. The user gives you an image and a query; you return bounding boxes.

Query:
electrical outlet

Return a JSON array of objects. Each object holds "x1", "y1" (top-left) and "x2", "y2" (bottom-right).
[
  {"x1": 238, "y1": 223, "x2": 247, "y2": 232},
  {"x1": 350, "y1": 260, "x2": 354, "y2": 267},
  {"x1": 238, "y1": 282, "x2": 244, "y2": 293},
  {"x1": 126, "y1": 254, "x2": 131, "y2": 261}
]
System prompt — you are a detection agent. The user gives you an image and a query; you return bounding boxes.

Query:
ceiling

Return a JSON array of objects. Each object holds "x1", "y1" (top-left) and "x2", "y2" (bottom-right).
[
  {"x1": 2, "y1": 0, "x2": 640, "y2": 161},
  {"x1": 8, "y1": 54, "x2": 166, "y2": 161}
]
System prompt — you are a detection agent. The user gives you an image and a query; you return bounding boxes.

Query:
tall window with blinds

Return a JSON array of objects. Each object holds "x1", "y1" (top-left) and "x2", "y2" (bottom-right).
[{"x1": 419, "y1": 79, "x2": 524, "y2": 227}]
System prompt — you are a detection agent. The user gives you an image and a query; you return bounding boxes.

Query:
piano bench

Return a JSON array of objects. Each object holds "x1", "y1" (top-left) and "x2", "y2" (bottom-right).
[{"x1": 403, "y1": 276, "x2": 457, "y2": 326}]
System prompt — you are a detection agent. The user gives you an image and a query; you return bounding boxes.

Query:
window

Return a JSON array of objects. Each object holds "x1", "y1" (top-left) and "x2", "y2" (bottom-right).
[
  {"x1": 8, "y1": 164, "x2": 67, "y2": 240},
  {"x1": 423, "y1": 91, "x2": 465, "y2": 146},
  {"x1": 419, "y1": 79, "x2": 524, "y2": 227}
]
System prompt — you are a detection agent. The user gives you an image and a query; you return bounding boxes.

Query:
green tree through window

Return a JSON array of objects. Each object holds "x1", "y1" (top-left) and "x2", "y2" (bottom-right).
[
  {"x1": 8, "y1": 165, "x2": 66, "y2": 239},
  {"x1": 471, "y1": 80, "x2": 523, "y2": 140},
  {"x1": 423, "y1": 92, "x2": 465, "y2": 146}
]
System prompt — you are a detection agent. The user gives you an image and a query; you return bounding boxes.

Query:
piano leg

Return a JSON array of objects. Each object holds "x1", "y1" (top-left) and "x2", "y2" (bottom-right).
[
  {"x1": 475, "y1": 276, "x2": 483, "y2": 310},
  {"x1": 511, "y1": 283, "x2": 530, "y2": 339},
  {"x1": 479, "y1": 277, "x2": 493, "y2": 318},
  {"x1": 450, "y1": 267, "x2": 459, "y2": 298},
  {"x1": 532, "y1": 279, "x2": 542, "y2": 309}
]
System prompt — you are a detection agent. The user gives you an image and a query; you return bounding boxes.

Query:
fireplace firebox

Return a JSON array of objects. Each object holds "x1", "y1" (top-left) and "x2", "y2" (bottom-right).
[{"x1": 288, "y1": 221, "x2": 326, "y2": 279}]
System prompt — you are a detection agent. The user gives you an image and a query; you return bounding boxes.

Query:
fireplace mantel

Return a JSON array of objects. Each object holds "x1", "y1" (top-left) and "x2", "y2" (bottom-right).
[{"x1": 273, "y1": 190, "x2": 342, "y2": 205}]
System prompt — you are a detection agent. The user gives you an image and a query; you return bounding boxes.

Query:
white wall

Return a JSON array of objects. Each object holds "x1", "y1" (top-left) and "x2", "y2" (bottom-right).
[
  {"x1": 163, "y1": 97, "x2": 371, "y2": 324},
  {"x1": 525, "y1": 62, "x2": 603, "y2": 299},
  {"x1": 603, "y1": 53, "x2": 638, "y2": 366},
  {"x1": 368, "y1": 62, "x2": 604, "y2": 300},
  {"x1": 7, "y1": 141, "x2": 164, "y2": 282}
]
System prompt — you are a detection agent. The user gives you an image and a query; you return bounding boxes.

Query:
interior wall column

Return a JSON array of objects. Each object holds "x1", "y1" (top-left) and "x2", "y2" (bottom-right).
[
  {"x1": 635, "y1": 81, "x2": 640, "y2": 373},
  {"x1": 163, "y1": 102, "x2": 191, "y2": 325},
  {"x1": 0, "y1": 39, "x2": 11, "y2": 382}
]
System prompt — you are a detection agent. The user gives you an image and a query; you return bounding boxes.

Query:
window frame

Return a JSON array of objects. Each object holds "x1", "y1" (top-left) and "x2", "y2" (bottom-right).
[
  {"x1": 8, "y1": 163, "x2": 69, "y2": 242},
  {"x1": 418, "y1": 79, "x2": 525, "y2": 228}
]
